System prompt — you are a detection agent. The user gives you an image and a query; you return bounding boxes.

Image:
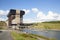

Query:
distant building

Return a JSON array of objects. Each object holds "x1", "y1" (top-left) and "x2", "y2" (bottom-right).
[
  {"x1": 7, "y1": 9, "x2": 25, "y2": 29},
  {"x1": 6, "y1": 9, "x2": 33, "y2": 30}
]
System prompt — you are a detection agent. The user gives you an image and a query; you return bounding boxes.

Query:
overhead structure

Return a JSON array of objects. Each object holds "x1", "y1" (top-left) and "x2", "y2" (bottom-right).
[{"x1": 7, "y1": 9, "x2": 25, "y2": 26}]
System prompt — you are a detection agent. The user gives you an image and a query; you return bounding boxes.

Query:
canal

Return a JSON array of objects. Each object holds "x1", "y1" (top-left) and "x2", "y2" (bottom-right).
[{"x1": 22, "y1": 29, "x2": 60, "y2": 40}]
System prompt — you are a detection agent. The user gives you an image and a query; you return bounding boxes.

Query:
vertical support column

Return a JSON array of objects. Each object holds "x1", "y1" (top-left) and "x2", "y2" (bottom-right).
[
  {"x1": 8, "y1": 16, "x2": 12, "y2": 28},
  {"x1": 20, "y1": 16, "x2": 23, "y2": 24},
  {"x1": 15, "y1": 15, "x2": 20, "y2": 24},
  {"x1": 8, "y1": 18, "x2": 11, "y2": 26},
  {"x1": 16, "y1": 10, "x2": 20, "y2": 24}
]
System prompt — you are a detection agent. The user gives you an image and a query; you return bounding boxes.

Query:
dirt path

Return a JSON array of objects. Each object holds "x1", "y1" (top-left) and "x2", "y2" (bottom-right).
[{"x1": 0, "y1": 30, "x2": 13, "y2": 40}]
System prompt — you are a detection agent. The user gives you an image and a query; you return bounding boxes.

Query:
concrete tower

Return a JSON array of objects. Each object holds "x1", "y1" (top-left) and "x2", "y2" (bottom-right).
[{"x1": 7, "y1": 9, "x2": 25, "y2": 26}]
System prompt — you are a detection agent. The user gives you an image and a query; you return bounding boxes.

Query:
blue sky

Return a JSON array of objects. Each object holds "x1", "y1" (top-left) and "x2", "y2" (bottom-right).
[{"x1": 0, "y1": 0, "x2": 60, "y2": 23}]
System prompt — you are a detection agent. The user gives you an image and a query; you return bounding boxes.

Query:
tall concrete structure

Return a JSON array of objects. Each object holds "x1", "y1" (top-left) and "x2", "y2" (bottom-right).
[{"x1": 7, "y1": 9, "x2": 25, "y2": 26}]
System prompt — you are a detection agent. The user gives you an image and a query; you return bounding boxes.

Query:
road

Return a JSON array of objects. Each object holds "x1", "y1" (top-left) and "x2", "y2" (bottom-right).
[{"x1": 0, "y1": 30, "x2": 13, "y2": 40}]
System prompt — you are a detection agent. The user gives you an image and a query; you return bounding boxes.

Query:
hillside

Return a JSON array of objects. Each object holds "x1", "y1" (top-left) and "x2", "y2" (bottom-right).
[
  {"x1": 0, "y1": 21, "x2": 7, "y2": 29},
  {"x1": 42, "y1": 21, "x2": 60, "y2": 23},
  {"x1": 32, "y1": 21, "x2": 60, "y2": 30}
]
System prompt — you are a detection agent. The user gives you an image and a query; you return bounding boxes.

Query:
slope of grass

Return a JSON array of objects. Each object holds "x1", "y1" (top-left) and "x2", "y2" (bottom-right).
[
  {"x1": 0, "y1": 21, "x2": 7, "y2": 30},
  {"x1": 11, "y1": 31, "x2": 55, "y2": 40},
  {"x1": 43, "y1": 21, "x2": 60, "y2": 23},
  {"x1": 42, "y1": 23, "x2": 60, "y2": 29},
  {"x1": 11, "y1": 31, "x2": 37, "y2": 40},
  {"x1": 32, "y1": 21, "x2": 60, "y2": 30}
]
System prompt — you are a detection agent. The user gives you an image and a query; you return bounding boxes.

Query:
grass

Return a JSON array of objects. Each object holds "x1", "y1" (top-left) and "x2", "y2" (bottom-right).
[
  {"x1": 11, "y1": 31, "x2": 37, "y2": 40},
  {"x1": 0, "y1": 27, "x2": 3, "y2": 29},
  {"x1": 0, "y1": 26, "x2": 7, "y2": 30},
  {"x1": 32, "y1": 22, "x2": 60, "y2": 30},
  {"x1": 11, "y1": 31, "x2": 55, "y2": 40},
  {"x1": 43, "y1": 23, "x2": 60, "y2": 29}
]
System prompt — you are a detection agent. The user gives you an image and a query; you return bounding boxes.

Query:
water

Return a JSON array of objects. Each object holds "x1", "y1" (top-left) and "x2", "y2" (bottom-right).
[{"x1": 22, "y1": 29, "x2": 60, "y2": 40}]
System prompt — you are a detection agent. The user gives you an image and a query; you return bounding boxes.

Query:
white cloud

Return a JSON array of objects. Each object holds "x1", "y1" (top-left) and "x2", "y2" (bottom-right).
[
  {"x1": 57, "y1": 15, "x2": 60, "y2": 20},
  {"x1": 0, "y1": 18, "x2": 7, "y2": 21},
  {"x1": 32, "y1": 8, "x2": 39, "y2": 13},
  {"x1": 0, "y1": 10, "x2": 9, "y2": 15},
  {"x1": 0, "y1": 10, "x2": 9, "y2": 21},
  {"x1": 37, "y1": 11, "x2": 46, "y2": 19},
  {"x1": 23, "y1": 9, "x2": 30, "y2": 14},
  {"x1": 47, "y1": 11, "x2": 57, "y2": 19},
  {"x1": 23, "y1": 8, "x2": 60, "y2": 23},
  {"x1": 37, "y1": 11, "x2": 60, "y2": 22},
  {"x1": 23, "y1": 19, "x2": 33, "y2": 23}
]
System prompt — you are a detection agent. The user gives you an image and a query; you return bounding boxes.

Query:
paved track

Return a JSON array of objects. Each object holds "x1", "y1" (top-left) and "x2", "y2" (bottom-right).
[{"x1": 0, "y1": 30, "x2": 13, "y2": 40}]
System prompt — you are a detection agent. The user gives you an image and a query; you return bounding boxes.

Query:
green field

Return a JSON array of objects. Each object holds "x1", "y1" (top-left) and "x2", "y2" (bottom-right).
[
  {"x1": 11, "y1": 31, "x2": 37, "y2": 40},
  {"x1": 11, "y1": 31, "x2": 55, "y2": 40},
  {"x1": 32, "y1": 21, "x2": 60, "y2": 30}
]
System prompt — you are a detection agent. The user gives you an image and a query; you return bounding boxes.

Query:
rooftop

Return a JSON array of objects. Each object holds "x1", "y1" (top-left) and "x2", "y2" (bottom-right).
[{"x1": 7, "y1": 9, "x2": 25, "y2": 17}]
